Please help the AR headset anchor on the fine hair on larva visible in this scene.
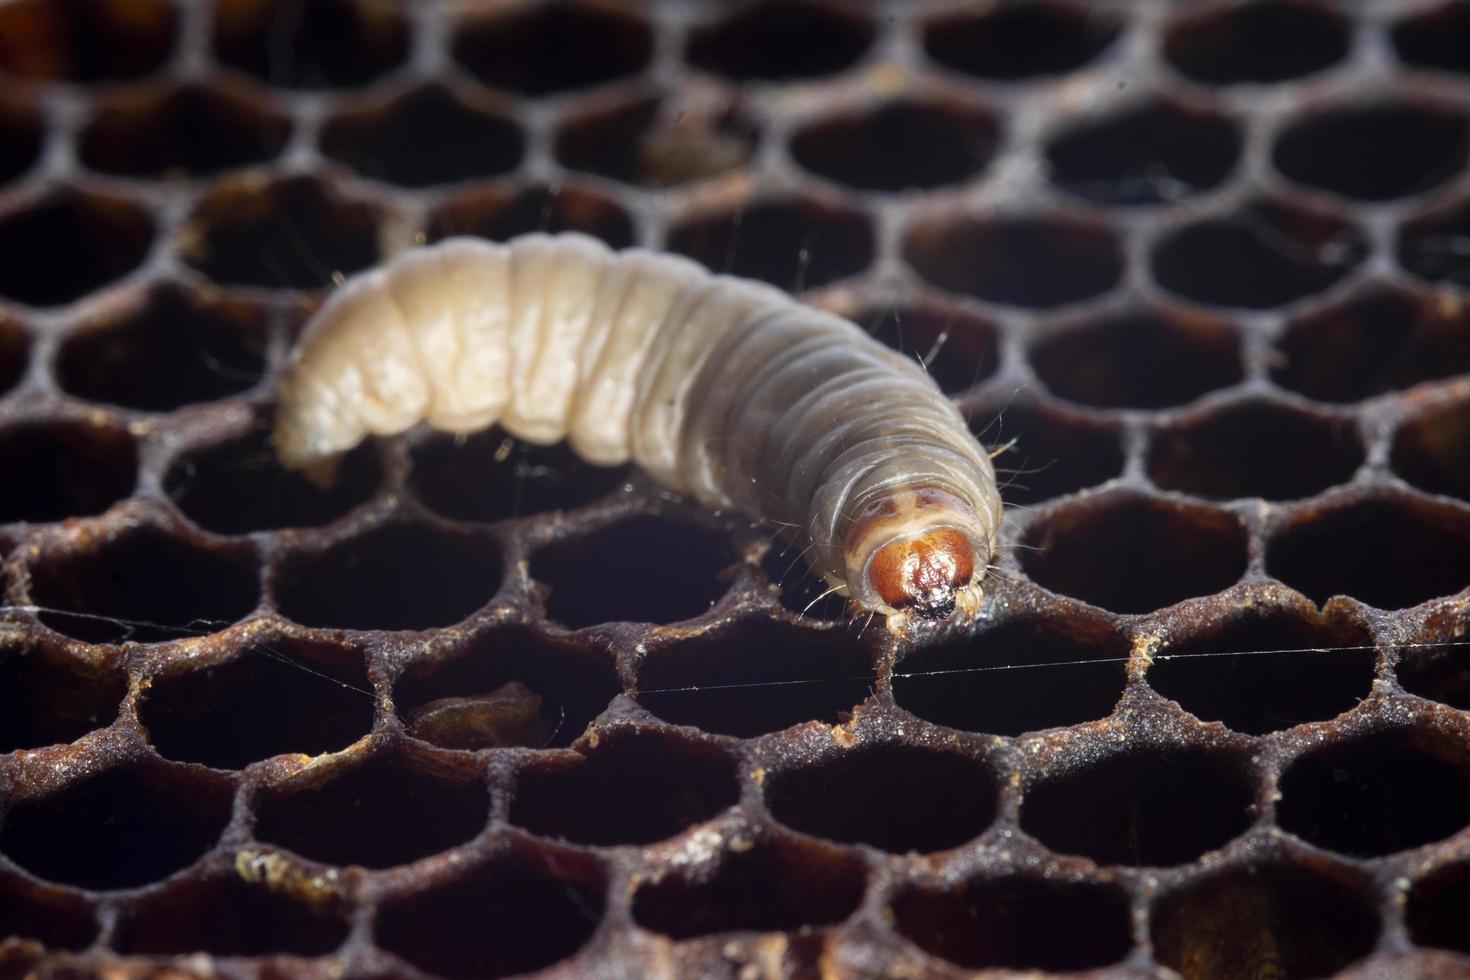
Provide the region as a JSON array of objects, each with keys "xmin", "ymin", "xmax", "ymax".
[{"xmin": 273, "ymin": 232, "xmax": 1004, "ymax": 633}]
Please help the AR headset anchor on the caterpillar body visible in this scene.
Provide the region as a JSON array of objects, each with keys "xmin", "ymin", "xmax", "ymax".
[{"xmin": 274, "ymin": 233, "xmax": 1004, "ymax": 633}]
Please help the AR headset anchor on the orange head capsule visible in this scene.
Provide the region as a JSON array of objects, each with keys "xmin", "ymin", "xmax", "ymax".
[{"xmin": 866, "ymin": 527, "xmax": 976, "ymax": 623}]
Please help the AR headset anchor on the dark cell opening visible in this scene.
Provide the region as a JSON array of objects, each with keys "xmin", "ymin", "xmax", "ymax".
[
  {"xmin": 0, "ymin": 0, "xmax": 177, "ymax": 82},
  {"xmin": 1399, "ymin": 635, "xmax": 1470, "ymax": 710},
  {"xmin": 978, "ymin": 402, "xmax": 1125, "ymax": 506},
  {"xmin": 636, "ymin": 619, "xmax": 874, "ymax": 738},
  {"xmin": 0, "ymin": 640, "xmax": 125, "ymax": 753},
  {"xmin": 1393, "ymin": 1, "xmax": 1470, "ymax": 75},
  {"xmin": 760, "ymin": 541, "xmax": 848, "ymax": 623},
  {"xmin": 113, "ymin": 873, "xmax": 349, "ymax": 956},
  {"xmin": 0, "ymin": 316, "xmax": 26, "ymax": 394},
  {"xmin": 452, "ymin": 0, "xmax": 651, "ymax": 95},
  {"xmin": 666, "ymin": 196, "xmax": 874, "ymax": 291},
  {"xmin": 791, "ymin": 98, "xmax": 999, "ymax": 193},
  {"xmin": 686, "ymin": 0, "xmax": 873, "ymax": 81},
  {"xmin": 1273, "ymin": 101, "xmax": 1469, "ymax": 201},
  {"xmin": 427, "ymin": 183, "xmax": 635, "ymax": 250},
  {"xmin": 212, "ymin": 0, "xmax": 408, "ymax": 90},
  {"xmin": 1392, "ymin": 399, "xmax": 1470, "ymax": 502},
  {"xmin": 0, "ymin": 872, "xmax": 96, "ymax": 950},
  {"xmin": 1163, "ymin": 1, "xmax": 1351, "ymax": 84},
  {"xmin": 1408, "ymin": 862, "xmax": 1470, "ymax": 955},
  {"xmin": 1399, "ymin": 197, "xmax": 1470, "ymax": 288},
  {"xmin": 923, "ymin": 2, "xmax": 1122, "ymax": 81},
  {"xmin": 0, "ymin": 188, "xmax": 153, "ymax": 307},
  {"xmin": 0, "ymin": 418, "xmax": 137, "ymax": 523},
  {"xmin": 0, "ymin": 95, "xmax": 42, "ymax": 184},
  {"xmin": 555, "ymin": 90, "xmax": 757, "ymax": 188},
  {"xmin": 857, "ymin": 299, "xmax": 1000, "ymax": 396}
]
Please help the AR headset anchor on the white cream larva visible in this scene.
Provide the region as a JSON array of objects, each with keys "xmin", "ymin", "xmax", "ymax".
[{"xmin": 274, "ymin": 233, "xmax": 1004, "ymax": 632}]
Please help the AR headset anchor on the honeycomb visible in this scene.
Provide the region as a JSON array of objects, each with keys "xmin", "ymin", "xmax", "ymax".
[{"xmin": 2, "ymin": 0, "xmax": 1470, "ymax": 977}]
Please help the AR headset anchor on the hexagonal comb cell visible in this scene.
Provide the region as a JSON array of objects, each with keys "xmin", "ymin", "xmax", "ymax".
[
  {"xmin": 1163, "ymin": 0, "xmax": 1351, "ymax": 85},
  {"xmin": 685, "ymin": 0, "xmax": 873, "ymax": 82},
  {"xmin": 0, "ymin": 315, "xmax": 26, "ymax": 395},
  {"xmin": 0, "ymin": 872, "xmax": 96, "ymax": 951},
  {"xmin": 891, "ymin": 874, "xmax": 1132, "ymax": 972},
  {"xmin": 790, "ymin": 96, "xmax": 999, "ymax": 193},
  {"xmin": 1266, "ymin": 494, "xmax": 1470, "ymax": 610},
  {"xmin": 763, "ymin": 743, "xmax": 996, "ymax": 853},
  {"xmin": 1277, "ymin": 722, "xmax": 1470, "ymax": 857},
  {"xmin": 1149, "ymin": 600, "xmax": 1374, "ymax": 736},
  {"xmin": 321, "ymin": 83, "xmax": 525, "ymax": 188},
  {"xmin": 666, "ymin": 194, "xmax": 875, "ymax": 291},
  {"xmin": 56, "ymin": 283, "xmax": 266, "ymax": 411},
  {"xmin": 211, "ymin": 0, "xmax": 408, "ymax": 90},
  {"xmin": 408, "ymin": 427, "xmax": 627, "ymax": 524},
  {"xmin": 1393, "ymin": 1, "xmax": 1470, "ymax": 75},
  {"xmin": 634, "ymin": 619, "xmax": 874, "ymax": 738},
  {"xmin": 1151, "ymin": 860, "xmax": 1380, "ymax": 980},
  {"xmin": 451, "ymin": 0, "xmax": 651, "ymax": 96},
  {"xmin": 852, "ymin": 297, "xmax": 999, "ymax": 396},
  {"xmin": 1393, "ymin": 398, "xmax": 1470, "ymax": 502},
  {"xmin": 0, "ymin": 0, "xmax": 176, "ymax": 81},
  {"xmin": 1046, "ymin": 97, "xmax": 1242, "ymax": 206},
  {"xmin": 1152, "ymin": 198, "xmax": 1367, "ymax": 309},
  {"xmin": 977, "ymin": 402, "xmax": 1125, "ymax": 506},
  {"xmin": 633, "ymin": 836, "xmax": 865, "ymax": 938},
  {"xmin": 252, "ymin": 751, "xmax": 488, "ymax": 868},
  {"xmin": 78, "ymin": 80, "xmax": 291, "ymax": 178},
  {"xmin": 0, "ymin": 187, "xmax": 153, "ymax": 308},
  {"xmin": 394, "ymin": 625, "xmax": 620, "ymax": 750},
  {"xmin": 274, "ymin": 521, "xmax": 502, "ymax": 631},
  {"xmin": 1408, "ymin": 862, "xmax": 1470, "ymax": 956},
  {"xmin": 1021, "ymin": 492, "xmax": 1248, "ymax": 614},
  {"xmin": 903, "ymin": 211, "xmax": 1123, "ymax": 310},
  {"xmin": 112, "ymin": 871, "xmax": 349, "ymax": 956},
  {"xmin": 0, "ymin": 758, "xmax": 233, "ymax": 889},
  {"xmin": 0, "ymin": 638, "xmax": 125, "ymax": 753},
  {"xmin": 1273, "ymin": 99, "xmax": 1469, "ymax": 202},
  {"xmin": 0, "ymin": 94, "xmax": 42, "ymax": 184},
  {"xmin": 427, "ymin": 182, "xmax": 635, "ymax": 250},
  {"xmin": 1273, "ymin": 285, "xmax": 1470, "ymax": 402},
  {"xmin": 531, "ymin": 514, "xmax": 733, "ymax": 629},
  {"xmin": 1399, "ymin": 196, "xmax": 1470, "ymax": 288},
  {"xmin": 510, "ymin": 730, "xmax": 739, "ymax": 846},
  {"xmin": 0, "ymin": 416, "xmax": 137, "ymax": 523},
  {"xmin": 893, "ymin": 613, "xmax": 1128, "ymax": 736},
  {"xmin": 138, "ymin": 637, "xmax": 373, "ymax": 769},
  {"xmin": 180, "ymin": 174, "xmax": 382, "ymax": 291},
  {"xmin": 922, "ymin": 1, "xmax": 1123, "ymax": 81},
  {"xmin": 374, "ymin": 848, "xmax": 604, "ymax": 979},
  {"xmin": 1398, "ymin": 630, "xmax": 1470, "ymax": 710}
]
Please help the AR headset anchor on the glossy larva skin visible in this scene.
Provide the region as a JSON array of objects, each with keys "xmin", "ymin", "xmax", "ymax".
[{"xmin": 274, "ymin": 232, "xmax": 1003, "ymax": 630}]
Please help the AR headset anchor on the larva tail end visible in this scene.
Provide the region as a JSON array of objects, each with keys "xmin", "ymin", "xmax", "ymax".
[
  {"xmin": 866, "ymin": 527, "xmax": 975, "ymax": 625},
  {"xmin": 272, "ymin": 416, "xmax": 343, "ymax": 489}
]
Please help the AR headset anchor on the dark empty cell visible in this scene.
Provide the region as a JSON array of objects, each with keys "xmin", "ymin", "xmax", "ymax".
[
  {"xmin": 1151, "ymin": 862, "xmax": 1379, "ymax": 980},
  {"xmin": 633, "ymin": 838, "xmax": 865, "ymax": 938},
  {"xmin": 0, "ymin": 0, "xmax": 176, "ymax": 81},
  {"xmin": 510, "ymin": 732, "xmax": 739, "ymax": 846},
  {"xmin": 1021, "ymin": 493, "xmax": 1248, "ymax": 614},
  {"xmin": 321, "ymin": 84, "xmax": 524, "ymax": 188},
  {"xmin": 1031, "ymin": 310, "xmax": 1242, "ymax": 410},
  {"xmin": 1408, "ymin": 863, "xmax": 1470, "ymax": 955},
  {"xmin": 1394, "ymin": 400, "xmax": 1470, "ymax": 501},
  {"xmin": 395, "ymin": 625, "xmax": 620, "ymax": 750},
  {"xmin": 894, "ymin": 615, "xmax": 1127, "ymax": 736},
  {"xmin": 138, "ymin": 639, "xmax": 373, "ymax": 769},
  {"xmin": 275, "ymin": 522, "xmax": 501, "ymax": 631},
  {"xmin": 427, "ymin": 183, "xmax": 635, "ymax": 250},
  {"xmin": 923, "ymin": 2, "xmax": 1122, "ymax": 81},
  {"xmin": 211, "ymin": 0, "xmax": 408, "ymax": 89},
  {"xmin": 1153, "ymin": 200, "xmax": 1367, "ymax": 310},
  {"xmin": 1148, "ymin": 400, "xmax": 1364, "ymax": 501},
  {"xmin": 0, "ymin": 640, "xmax": 125, "ymax": 752},
  {"xmin": 1047, "ymin": 99, "xmax": 1241, "ymax": 205},
  {"xmin": 636, "ymin": 620, "xmax": 873, "ymax": 738},
  {"xmin": 1399, "ymin": 197, "xmax": 1470, "ymax": 287},
  {"xmin": 0, "ymin": 418, "xmax": 137, "ymax": 523},
  {"xmin": 452, "ymin": 0, "xmax": 651, "ymax": 95},
  {"xmin": 1400, "ymin": 637, "xmax": 1470, "ymax": 710},
  {"xmin": 0, "ymin": 760, "xmax": 232, "ymax": 889},
  {"xmin": 0, "ymin": 96, "xmax": 41, "ymax": 184},
  {"xmin": 1163, "ymin": 0, "xmax": 1351, "ymax": 85},
  {"xmin": 56, "ymin": 284, "xmax": 266, "ymax": 411},
  {"xmin": 1393, "ymin": 1, "xmax": 1470, "ymax": 74},
  {"xmin": 903, "ymin": 213, "xmax": 1122, "ymax": 310},
  {"xmin": 666, "ymin": 197, "xmax": 874, "ymax": 291},
  {"xmin": 686, "ymin": 0, "xmax": 873, "ymax": 81},
  {"xmin": 0, "ymin": 189, "xmax": 153, "ymax": 307},
  {"xmin": 790, "ymin": 98, "xmax": 998, "ymax": 193},
  {"xmin": 978, "ymin": 403, "xmax": 1124, "ymax": 506},
  {"xmin": 1273, "ymin": 286, "xmax": 1470, "ymax": 402},
  {"xmin": 0, "ymin": 873, "xmax": 96, "ymax": 950},
  {"xmin": 532, "ymin": 515, "xmax": 731, "ymax": 629},
  {"xmin": 892, "ymin": 876, "xmax": 1132, "ymax": 972},
  {"xmin": 1278, "ymin": 725, "xmax": 1470, "ymax": 857},
  {"xmin": 1149, "ymin": 606, "xmax": 1374, "ymax": 735},
  {"xmin": 1021, "ymin": 745, "xmax": 1256, "ymax": 866},
  {"xmin": 166, "ymin": 428, "xmax": 379, "ymax": 534},
  {"xmin": 181, "ymin": 175, "xmax": 381, "ymax": 291},
  {"xmin": 78, "ymin": 81, "xmax": 291, "ymax": 178},
  {"xmin": 0, "ymin": 317, "xmax": 25, "ymax": 393},
  {"xmin": 761, "ymin": 541, "xmax": 847, "ymax": 622},
  {"xmin": 1267, "ymin": 495, "xmax": 1470, "ymax": 609},
  {"xmin": 27, "ymin": 527, "xmax": 259, "ymax": 644},
  {"xmin": 1274, "ymin": 102, "xmax": 1469, "ymax": 202},
  {"xmin": 253, "ymin": 754, "xmax": 488, "ymax": 868},
  {"xmin": 408, "ymin": 428, "xmax": 627, "ymax": 524},
  {"xmin": 858, "ymin": 300, "xmax": 1000, "ymax": 395},
  {"xmin": 555, "ymin": 91, "xmax": 757, "ymax": 188},
  {"xmin": 113, "ymin": 874, "xmax": 348, "ymax": 956},
  {"xmin": 764, "ymin": 744, "xmax": 995, "ymax": 853},
  {"xmin": 375, "ymin": 853, "xmax": 604, "ymax": 979}
]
